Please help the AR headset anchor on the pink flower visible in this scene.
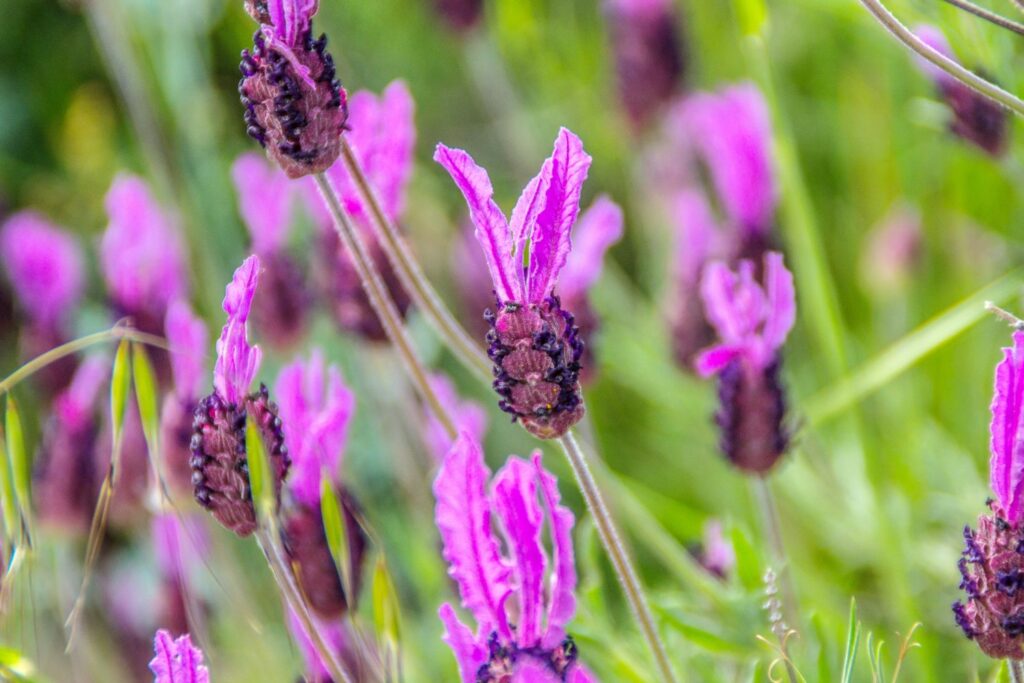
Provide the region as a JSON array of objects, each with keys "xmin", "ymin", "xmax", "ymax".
[
  {"xmin": 434, "ymin": 433, "xmax": 593, "ymax": 681},
  {"xmin": 232, "ymin": 152, "xmax": 294, "ymax": 255},
  {"xmin": 558, "ymin": 195, "xmax": 624, "ymax": 304},
  {"xmin": 274, "ymin": 349, "xmax": 355, "ymax": 507},
  {"xmin": 149, "ymin": 630, "xmax": 210, "ymax": 683},
  {"xmin": 54, "ymin": 355, "xmax": 110, "ymax": 429},
  {"xmin": 100, "ymin": 175, "xmax": 187, "ymax": 322},
  {"xmin": 166, "ymin": 301, "xmax": 209, "ymax": 402},
  {"xmin": 675, "ymin": 84, "xmax": 776, "ymax": 237},
  {"xmin": 424, "ymin": 374, "xmax": 488, "ymax": 462},
  {"xmin": 989, "ymin": 331, "xmax": 1024, "ymax": 526},
  {"xmin": 0, "ymin": 211, "xmax": 84, "ymax": 330},
  {"xmin": 699, "ymin": 520, "xmax": 735, "ymax": 579},
  {"xmin": 213, "ymin": 256, "xmax": 262, "ymax": 405},
  {"xmin": 286, "ymin": 609, "xmax": 350, "ymax": 683},
  {"xmin": 152, "ymin": 513, "xmax": 209, "ymax": 584}
]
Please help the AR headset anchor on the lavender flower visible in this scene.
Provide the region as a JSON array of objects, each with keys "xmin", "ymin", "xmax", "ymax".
[
  {"xmin": 191, "ymin": 256, "xmax": 289, "ymax": 537},
  {"xmin": 434, "ymin": 433, "xmax": 594, "ymax": 682},
  {"xmin": 668, "ymin": 189, "xmax": 720, "ymax": 367},
  {"xmin": 307, "ymin": 80, "xmax": 415, "ymax": 341},
  {"xmin": 150, "ymin": 630, "xmax": 210, "ymax": 683},
  {"xmin": 276, "ymin": 350, "xmax": 366, "ymax": 618},
  {"xmin": 101, "ymin": 174, "xmax": 188, "ymax": 335},
  {"xmin": 913, "ymin": 25, "xmax": 1008, "ymax": 157},
  {"xmin": 152, "ymin": 513, "xmax": 210, "ymax": 635},
  {"xmin": 697, "ymin": 251, "xmax": 795, "ymax": 473},
  {"xmin": 603, "ymin": 0, "xmax": 685, "ymax": 128},
  {"xmin": 160, "ymin": 301, "xmax": 209, "ymax": 493},
  {"xmin": 435, "ymin": 128, "xmax": 592, "ymax": 439},
  {"xmin": 697, "ymin": 520, "xmax": 735, "ymax": 579},
  {"xmin": 239, "ymin": 0, "xmax": 348, "ymax": 177},
  {"xmin": 431, "ymin": 0, "xmax": 484, "ymax": 32},
  {"xmin": 232, "ymin": 152, "xmax": 310, "ymax": 348},
  {"xmin": 424, "ymin": 373, "xmax": 488, "ymax": 462},
  {"xmin": 954, "ymin": 331, "xmax": 1024, "ymax": 658},
  {"xmin": 287, "ymin": 609, "xmax": 354, "ymax": 682}
]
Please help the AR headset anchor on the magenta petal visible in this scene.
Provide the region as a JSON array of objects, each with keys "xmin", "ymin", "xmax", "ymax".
[
  {"xmin": 694, "ymin": 344, "xmax": 743, "ymax": 377},
  {"xmin": 149, "ymin": 630, "xmax": 210, "ymax": 683},
  {"xmin": 152, "ymin": 513, "xmax": 209, "ymax": 582},
  {"xmin": 513, "ymin": 660, "xmax": 564, "ymax": 683},
  {"xmin": 439, "ymin": 603, "xmax": 487, "ymax": 682},
  {"xmin": 533, "ymin": 452, "xmax": 577, "ymax": 648},
  {"xmin": 434, "ymin": 433, "xmax": 513, "ymax": 638},
  {"xmin": 492, "ymin": 456, "xmax": 547, "ymax": 648},
  {"xmin": 912, "ymin": 24, "xmax": 956, "ymax": 84},
  {"xmin": 509, "ymin": 159, "xmax": 554, "ymax": 277},
  {"xmin": 267, "ymin": 0, "xmax": 317, "ymax": 46},
  {"xmin": 760, "ymin": 252, "xmax": 795, "ymax": 355},
  {"xmin": 567, "ymin": 664, "xmax": 599, "ymax": 683},
  {"xmin": 232, "ymin": 152, "xmax": 294, "ymax": 255},
  {"xmin": 0, "ymin": 211, "xmax": 84, "ymax": 329},
  {"xmin": 525, "ymin": 128, "xmax": 593, "ymax": 303},
  {"xmin": 671, "ymin": 189, "xmax": 719, "ymax": 289},
  {"xmin": 286, "ymin": 608, "xmax": 347, "ymax": 682},
  {"xmin": 214, "ymin": 255, "xmax": 263, "ymax": 405},
  {"xmin": 991, "ymin": 331, "xmax": 1024, "ymax": 524},
  {"xmin": 55, "ymin": 355, "xmax": 110, "ymax": 428},
  {"xmin": 435, "ymin": 144, "xmax": 521, "ymax": 303},
  {"xmin": 559, "ymin": 195, "xmax": 624, "ymax": 300},
  {"xmin": 165, "ymin": 301, "xmax": 209, "ymax": 402},
  {"xmin": 373, "ymin": 80, "xmax": 417, "ymax": 221}
]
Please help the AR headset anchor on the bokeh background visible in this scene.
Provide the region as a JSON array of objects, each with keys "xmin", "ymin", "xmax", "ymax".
[{"xmin": 2, "ymin": 0, "xmax": 1023, "ymax": 680}]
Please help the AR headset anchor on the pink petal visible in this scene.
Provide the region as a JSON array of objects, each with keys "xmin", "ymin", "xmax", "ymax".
[
  {"xmin": 670, "ymin": 189, "xmax": 719, "ymax": 290},
  {"xmin": 513, "ymin": 659, "xmax": 564, "ymax": 683},
  {"xmin": 424, "ymin": 374, "xmax": 488, "ymax": 463},
  {"xmin": 214, "ymin": 255, "xmax": 262, "ymax": 405},
  {"xmin": 759, "ymin": 252, "xmax": 796, "ymax": 355},
  {"xmin": 433, "ymin": 433, "xmax": 513, "ymax": 639},
  {"xmin": 286, "ymin": 608, "xmax": 347, "ymax": 682},
  {"xmin": 373, "ymin": 80, "xmax": 417, "ymax": 221},
  {"xmin": 439, "ymin": 603, "xmax": 487, "ymax": 683},
  {"xmin": 991, "ymin": 331, "xmax": 1024, "ymax": 524},
  {"xmin": 267, "ymin": 0, "xmax": 317, "ymax": 46},
  {"xmin": 509, "ymin": 159, "xmax": 554, "ymax": 280},
  {"xmin": 567, "ymin": 664, "xmax": 599, "ymax": 683},
  {"xmin": 165, "ymin": 300, "xmax": 209, "ymax": 401},
  {"xmin": 149, "ymin": 630, "xmax": 210, "ymax": 683},
  {"xmin": 435, "ymin": 144, "xmax": 522, "ymax": 302},
  {"xmin": 54, "ymin": 355, "xmax": 110, "ymax": 428},
  {"xmin": 232, "ymin": 152, "xmax": 294, "ymax": 255},
  {"xmin": 525, "ymin": 129, "xmax": 593, "ymax": 303},
  {"xmin": 152, "ymin": 513, "xmax": 209, "ymax": 582},
  {"xmin": 533, "ymin": 452, "xmax": 577, "ymax": 648},
  {"xmin": 559, "ymin": 195, "xmax": 624, "ymax": 300},
  {"xmin": 912, "ymin": 24, "xmax": 956, "ymax": 85},
  {"xmin": 492, "ymin": 457, "xmax": 547, "ymax": 648},
  {"xmin": 694, "ymin": 344, "xmax": 743, "ymax": 377},
  {"xmin": 0, "ymin": 211, "xmax": 84, "ymax": 328},
  {"xmin": 699, "ymin": 262, "xmax": 742, "ymax": 343}
]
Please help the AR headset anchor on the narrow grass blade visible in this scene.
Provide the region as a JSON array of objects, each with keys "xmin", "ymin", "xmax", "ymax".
[
  {"xmin": 372, "ymin": 555, "xmax": 402, "ymax": 645},
  {"xmin": 0, "ymin": 427, "xmax": 17, "ymax": 542},
  {"xmin": 320, "ymin": 473, "xmax": 354, "ymax": 603},
  {"xmin": 110, "ymin": 339, "xmax": 132, "ymax": 444},
  {"xmin": 841, "ymin": 598, "xmax": 861, "ymax": 683},
  {"xmin": 131, "ymin": 343, "xmax": 168, "ymax": 498},
  {"xmin": 245, "ymin": 416, "xmax": 273, "ymax": 519},
  {"xmin": 4, "ymin": 397, "xmax": 29, "ymax": 526}
]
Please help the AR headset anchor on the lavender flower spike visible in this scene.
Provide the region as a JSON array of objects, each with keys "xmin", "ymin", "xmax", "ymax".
[
  {"xmin": 668, "ymin": 189, "xmax": 720, "ymax": 368},
  {"xmin": 239, "ymin": 0, "xmax": 348, "ymax": 177},
  {"xmin": 150, "ymin": 630, "xmax": 210, "ymax": 683},
  {"xmin": 191, "ymin": 256, "xmax": 289, "ymax": 537},
  {"xmin": 697, "ymin": 251, "xmax": 795, "ymax": 473},
  {"xmin": 435, "ymin": 128, "xmax": 592, "ymax": 439},
  {"xmin": 435, "ymin": 433, "xmax": 594, "ymax": 682}
]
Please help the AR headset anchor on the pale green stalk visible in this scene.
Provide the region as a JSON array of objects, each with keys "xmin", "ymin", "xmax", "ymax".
[
  {"xmin": 1010, "ymin": 660, "xmax": 1024, "ymax": 683},
  {"xmin": 939, "ymin": 0, "xmax": 1024, "ymax": 35}
]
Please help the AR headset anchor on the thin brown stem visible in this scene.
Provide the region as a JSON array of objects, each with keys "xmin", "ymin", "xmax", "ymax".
[
  {"xmin": 314, "ymin": 173, "xmax": 457, "ymax": 439},
  {"xmin": 939, "ymin": 0, "xmax": 1024, "ymax": 35}
]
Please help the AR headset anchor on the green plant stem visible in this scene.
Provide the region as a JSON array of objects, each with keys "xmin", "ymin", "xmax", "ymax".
[
  {"xmin": 1010, "ymin": 659, "xmax": 1024, "ymax": 683},
  {"xmin": 752, "ymin": 478, "xmax": 800, "ymax": 644},
  {"xmin": 558, "ymin": 431, "xmax": 679, "ymax": 683},
  {"xmin": 255, "ymin": 527, "xmax": 355, "ymax": 683},
  {"xmin": 858, "ymin": 0, "xmax": 1024, "ymax": 117},
  {"xmin": 314, "ymin": 173, "xmax": 457, "ymax": 439},
  {"xmin": 337, "ymin": 139, "xmax": 491, "ymax": 381},
  {"xmin": 940, "ymin": 0, "xmax": 1024, "ymax": 35}
]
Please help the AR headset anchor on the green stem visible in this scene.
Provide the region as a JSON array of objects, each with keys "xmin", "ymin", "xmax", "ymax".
[
  {"xmin": 858, "ymin": 0, "xmax": 1024, "ymax": 117},
  {"xmin": 337, "ymin": 140, "xmax": 492, "ymax": 381},
  {"xmin": 313, "ymin": 173, "xmax": 457, "ymax": 439},
  {"xmin": 558, "ymin": 432, "xmax": 679, "ymax": 683},
  {"xmin": 940, "ymin": 0, "xmax": 1024, "ymax": 35},
  {"xmin": 752, "ymin": 477, "xmax": 800, "ymax": 634},
  {"xmin": 1010, "ymin": 659, "xmax": 1024, "ymax": 683}
]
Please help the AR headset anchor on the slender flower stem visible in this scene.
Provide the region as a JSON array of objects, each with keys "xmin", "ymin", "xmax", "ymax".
[
  {"xmin": 337, "ymin": 139, "xmax": 492, "ymax": 381},
  {"xmin": 857, "ymin": 0, "xmax": 1024, "ymax": 118},
  {"xmin": 939, "ymin": 0, "xmax": 1024, "ymax": 35},
  {"xmin": 255, "ymin": 527, "xmax": 356, "ymax": 683},
  {"xmin": 1012, "ymin": 0, "xmax": 1024, "ymax": 14},
  {"xmin": 314, "ymin": 173, "xmax": 457, "ymax": 439},
  {"xmin": 1010, "ymin": 659, "xmax": 1024, "ymax": 683},
  {"xmin": 558, "ymin": 431, "xmax": 679, "ymax": 683},
  {"xmin": 752, "ymin": 477, "xmax": 799, "ymax": 629}
]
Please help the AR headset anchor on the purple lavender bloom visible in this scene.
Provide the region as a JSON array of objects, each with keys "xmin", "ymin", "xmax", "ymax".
[
  {"xmin": 101, "ymin": 175, "xmax": 188, "ymax": 334},
  {"xmin": 431, "ymin": 0, "xmax": 484, "ymax": 32},
  {"xmin": 0, "ymin": 211, "xmax": 85, "ymax": 396},
  {"xmin": 161, "ymin": 301, "xmax": 209, "ymax": 493},
  {"xmin": 603, "ymin": 0, "xmax": 685, "ymax": 128},
  {"xmin": 239, "ymin": 0, "xmax": 348, "ymax": 177},
  {"xmin": 434, "ymin": 433, "xmax": 594, "ymax": 683},
  {"xmin": 668, "ymin": 189, "xmax": 721, "ymax": 368},
  {"xmin": 191, "ymin": 256, "xmax": 289, "ymax": 537},
  {"xmin": 287, "ymin": 609, "xmax": 362, "ymax": 682},
  {"xmin": 674, "ymin": 84, "xmax": 777, "ymax": 252},
  {"xmin": 697, "ymin": 520, "xmax": 735, "ymax": 579},
  {"xmin": 424, "ymin": 373, "xmax": 488, "ymax": 462},
  {"xmin": 435, "ymin": 128, "xmax": 592, "ymax": 439},
  {"xmin": 913, "ymin": 25, "xmax": 1008, "ymax": 157},
  {"xmin": 697, "ymin": 251, "xmax": 795, "ymax": 473},
  {"xmin": 232, "ymin": 153, "xmax": 310, "ymax": 349},
  {"xmin": 150, "ymin": 630, "xmax": 210, "ymax": 683},
  {"xmin": 308, "ymin": 81, "xmax": 415, "ymax": 342}
]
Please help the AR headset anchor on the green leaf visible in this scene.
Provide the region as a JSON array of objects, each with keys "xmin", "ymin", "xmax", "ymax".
[
  {"xmin": 730, "ymin": 525, "xmax": 761, "ymax": 591},
  {"xmin": 131, "ymin": 343, "xmax": 160, "ymax": 455},
  {"xmin": 372, "ymin": 555, "xmax": 401, "ymax": 644},
  {"xmin": 657, "ymin": 608, "xmax": 751, "ymax": 655},
  {"xmin": 841, "ymin": 598, "xmax": 861, "ymax": 683},
  {"xmin": 321, "ymin": 473, "xmax": 353, "ymax": 602},
  {"xmin": 245, "ymin": 415, "xmax": 273, "ymax": 518},
  {"xmin": 5, "ymin": 397, "xmax": 29, "ymax": 519},
  {"xmin": 110, "ymin": 340, "xmax": 132, "ymax": 445},
  {"xmin": 0, "ymin": 427, "xmax": 16, "ymax": 541}
]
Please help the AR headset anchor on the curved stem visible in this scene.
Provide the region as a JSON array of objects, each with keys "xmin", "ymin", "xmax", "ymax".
[
  {"xmin": 858, "ymin": 0, "xmax": 1024, "ymax": 117},
  {"xmin": 939, "ymin": 0, "xmax": 1024, "ymax": 35},
  {"xmin": 1010, "ymin": 659, "xmax": 1024, "ymax": 683},
  {"xmin": 314, "ymin": 173, "xmax": 457, "ymax": 439},
  {"xmin": 1011, "ymin": 0, "xmax": 1024, "ymax": 14},
  {"xmin": 558, "ymin": 432, "xmax": 679, "ymax": 683},
  {"xmin": 337, "ymin": 140, "xmax": 492, "ymax": 382}
]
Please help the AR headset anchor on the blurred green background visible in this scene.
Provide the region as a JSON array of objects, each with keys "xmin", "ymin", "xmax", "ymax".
[{"xmin": 2, "ymin": 0, "xmax": 1024, "ymax": 680}]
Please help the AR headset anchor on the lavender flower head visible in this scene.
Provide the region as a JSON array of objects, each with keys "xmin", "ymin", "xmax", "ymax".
[
  {"xmin": 191, "ymin": 256, "xmax": 289, "ymax": 537},
  {"xmin": 232, "ymin": 152, "xmax": 309, "ymax": 348},
  {"xmin": 954, "ymin": 331, "xmax": 1024, "ymax": 658},
  {"xmin": 150, "ymin": 630, "xmax": 210, "ymax": 683},
  {"xmin": 435, "ymin": 433, "xmax": 594, "ymax": 682},
  {"xmin": 435, "ymin": 128, "xmax": 592, "ymax": 439},
  {"xmin": 697, "ymin": 251, "xmax": 795, "ymax": 473},
  {"xmin": 161, "ymin": 301, "xmax": 210, "ymax": 493},
  {"xmin": 276, "ymin": 350, "xmax": 366, "ymax": 619},
  {"xmin": 424, "ymin": 373, "xmax": 489, "ymax": 462},
  {"xmin": 913, "ymin": 25, "xmax": 1008, "ymax": 157},
  {"xmin": 239, "ymin": 0, "xmax": 347, "ymax": 177},
  {"xmin": 668, "ymin": 189, "xmax": 721, "ymax": 367},
  {"xmin": 101, "ymin": 175, "xmax": 188, "ymax": 332}
]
